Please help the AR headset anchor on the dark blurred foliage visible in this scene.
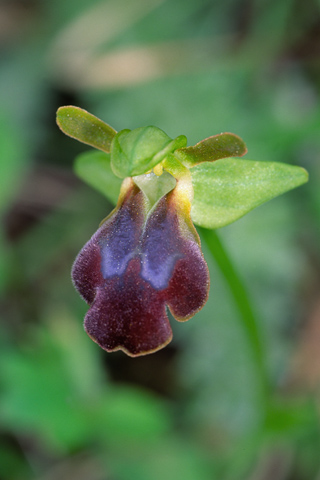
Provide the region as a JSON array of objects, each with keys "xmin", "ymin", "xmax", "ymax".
[{"xmin": 1, "ymin": 0, "xmax": 320, "ymax": 479}]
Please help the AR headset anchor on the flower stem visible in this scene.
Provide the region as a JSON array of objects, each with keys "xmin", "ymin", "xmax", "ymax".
[{"xmin": 199, "ymin": 227, "xmax": 271, "ymax": 410}]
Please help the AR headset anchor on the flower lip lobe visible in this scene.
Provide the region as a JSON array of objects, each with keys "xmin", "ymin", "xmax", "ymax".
[
  {"xmin": 98, "ymin": 187, "xmax": 143, "ymax": 279},
  {"xmin": 84, "ymin": 259, "xmax": 173, "ymax": 357},
  {"xmin": 140, "ymin": 196, "xmax": 184, "ymax": 290}
]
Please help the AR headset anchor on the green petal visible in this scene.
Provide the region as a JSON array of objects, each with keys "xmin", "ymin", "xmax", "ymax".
[
  {"xmin": 74, "ymin": 151, "xmax": 122, "ymax": 205},
  {"xmin": 56, "ymin": 106, "xmax": 117, "ymax": 153},
  {"xmin": 174, "ymin": 133, "xmax": 247, "ymax": 167},
  {"xmin": 190, "ymin": 159, "xmax": 308, "ymax": 229}
]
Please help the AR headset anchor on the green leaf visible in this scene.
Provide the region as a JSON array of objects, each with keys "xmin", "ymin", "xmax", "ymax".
[
  {"xmin": 74, "ymin": 151, "xmax": 122, "ymax": 205},
  {"xmin": 174, "ymin": 133, "xmax": 247, "ymax": 167},
  {"xmin": 190, "ymin": 159, "xmax": 308, "ymax": 229},
  {"xmin": 111, "ymin": 126, "xmax": 187, "ymax": 178},
  {"xmin": 56, "ymin": 106, "xmax": 117, "ymax": 153}
]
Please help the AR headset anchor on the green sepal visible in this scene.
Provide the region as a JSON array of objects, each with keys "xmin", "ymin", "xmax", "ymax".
[
  {"xmin": 56, "ymin": 106, "xmax": 117, "ymax": 153},
  {"xmin": 190, "ymin": 158, "xmax": 308, "ymax": 229},
  {"xmin": 174, "ymin": 133, "xmax": 247, "ymax": 168},
  {"xmin": 74, "ymin": 151, "xmax": 122, "ymax": 205},
  {"xmin": 110, "ymin": 126, "xmax": 187, "ymax": 178}
]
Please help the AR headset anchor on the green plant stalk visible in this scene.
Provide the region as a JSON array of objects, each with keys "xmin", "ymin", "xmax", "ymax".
[{"xmin": 199, "ymin": 227, "xmax": 271, "ymax": 411}]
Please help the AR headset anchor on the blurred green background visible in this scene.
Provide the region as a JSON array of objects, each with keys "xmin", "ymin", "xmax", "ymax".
[{"xmin": 1, "ymin": 0, "xmax": 320, "ymax": 479}]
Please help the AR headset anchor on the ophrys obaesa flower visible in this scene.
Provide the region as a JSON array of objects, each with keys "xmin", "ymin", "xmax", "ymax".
[{"xmin": 57, "ymin": 106, "xmax": 308, "ymax": 357}]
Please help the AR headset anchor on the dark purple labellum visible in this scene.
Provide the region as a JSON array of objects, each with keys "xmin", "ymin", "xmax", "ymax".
[{"xmin": 72, "ymin": 177, "xmax": 209, "ymax": 356}]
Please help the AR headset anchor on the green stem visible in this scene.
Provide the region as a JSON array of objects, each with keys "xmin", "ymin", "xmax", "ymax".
[{"xmin": 199, "ymin": 227, "xmax": 271, "ymax": 409}]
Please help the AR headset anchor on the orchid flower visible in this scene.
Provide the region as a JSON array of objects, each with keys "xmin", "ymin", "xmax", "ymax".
[{"xmin": 57, "ymin": 106, "xmax": 308, "ymax": 356}]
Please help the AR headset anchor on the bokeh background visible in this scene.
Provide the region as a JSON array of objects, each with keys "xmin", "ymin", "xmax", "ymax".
[{"xmin": 1, "ymin": 0, "xmax": 320, "ymax": 479}]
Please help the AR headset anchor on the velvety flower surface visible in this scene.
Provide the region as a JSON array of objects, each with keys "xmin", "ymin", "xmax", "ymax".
[{"xmin": 72, "ymin": 176, "xmax": 209, "ymax": 356}]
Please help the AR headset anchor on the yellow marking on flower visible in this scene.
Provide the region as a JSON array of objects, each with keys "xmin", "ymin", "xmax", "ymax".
[{"xmin": 153, "ymin": 163, "xmax": 163, "ymax": 176}]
